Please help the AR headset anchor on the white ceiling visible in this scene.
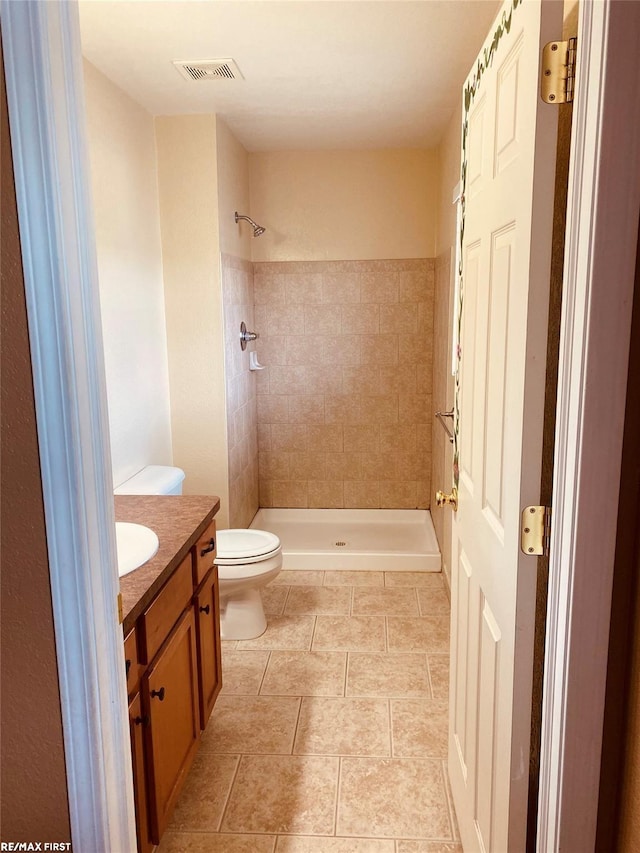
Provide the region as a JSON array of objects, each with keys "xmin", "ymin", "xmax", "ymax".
[{"xmin": 79, "ymin": 0, "xmax": 501, "ymax": 151}]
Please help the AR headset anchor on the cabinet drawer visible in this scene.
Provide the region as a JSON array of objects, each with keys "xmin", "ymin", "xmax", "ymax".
[
  {"xmin": 194, "ymin": 520, "xmax": 217, "ymax": 587},
  {"xmin": 124, "ymin": 627, "xmax": 143, "ymax": 696},
  {"xmin": 140, "ymin": 555, "xmax": 193, "ymax": 664}
]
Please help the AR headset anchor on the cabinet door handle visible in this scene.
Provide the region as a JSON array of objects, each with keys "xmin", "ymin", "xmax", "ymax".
[
  {"xmin": 125, "ymin": 659, "xmax": 131, "ymax": 678},
  {"xmin": 151, "ymin": 687, "xmax": 166, "ymax": 702},
  {"xmin": 133, "ymin": 715, "xmax": 149, "ymax": 727},
  {"xmin": 200, "ymin": 538, "xmax": 216, "ymax": 557},
  {"xmin": 199, "ymin": 604, "xmax": 210, "ymax": 615}
]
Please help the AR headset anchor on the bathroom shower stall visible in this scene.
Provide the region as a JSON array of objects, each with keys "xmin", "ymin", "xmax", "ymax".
[{"xmin": 221, "ymin": 249, "xmax": 445, "ymax": 575}]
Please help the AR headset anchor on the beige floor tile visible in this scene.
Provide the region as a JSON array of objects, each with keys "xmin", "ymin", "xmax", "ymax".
[
  {"xmin": 276, "ymin": 837, "xmax": 394, "ymax": 852},
  {"xmin": 221, "ymin": 754, "xmax": 340, "ymax": 835},
  {"xmin": 163, "ymin": 578, "xmax": 458, "ymax": 850},
  {"xmin": 167, "ymin": 753, "xmax": 240, "ymax": 832},
  {"xmin": 261, "ymin": 650, "xmax": 347, "ymax": 696},
  {"xmin": 337, "ymin": 757, "xmax": 452, "ymax": 839},
  {"xmin": 262, "ymin": 584, "xmax": 290, "ymax": 615},
  {"xmin": 222, "ymin": 639, "xmax": 238, "ymax": 650},
  {"xmin": 324, "ymin": 570, "xmax": 384, "ymax": 586},
  {"xmin": 387, "ymin": 616, "xmax": 450, "ymax": 654},
  {"xmin": 384, "ymin": 572, "xmax": 445, "ymax": 589},
  {"xmin": 347, "ymin": 653, "xmax": 430, "ymax": 698},
  {"xmin": 417, "ymin": 587, "xmax": 451, "ymax": 616},
  {"xmin": 352, "ymin": 587, "xmax": 419, "ymax": 615},
  {"xmin": 285, "ymin": 585, "xmax": 352, "ymax": 615},
  {"xmin": 220, "ymin": 651, "xmax": 270, "ymax": 695},
  {"xmin": 273, "ymin": 570, "xmax": 325, "ymax": 586},
  {"xmin": 158, "ymin": 832, "xmax": 276, "ymax": 853},
  {"xmin": 237, "ymin": 616, "xmax": 315, "ymax": 651},
  {"xmin": 293, "ymin": 697, "xmax": 391, "ymax": 756},
  {"xmin": 391, "ymin": 699, "xmax": 448, "ymax": 758},
  {"xmin": 201, "ymin": 696, "xmax": 301, "ymax": 754},
  {"xmin": 312, "ymin": 615, "xmax": 386, "ymax": 651},
  {"xmin": 428, "ymin": 655, "xmax": 450, "ymax": 700}
]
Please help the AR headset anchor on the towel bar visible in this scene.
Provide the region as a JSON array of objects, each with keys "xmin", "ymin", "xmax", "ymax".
[{"xmin": 435, "ymin": 410, "xmax": 454, "ymax": 443}]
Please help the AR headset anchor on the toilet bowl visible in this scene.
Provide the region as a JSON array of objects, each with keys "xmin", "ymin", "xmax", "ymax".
[{"xmin": 215, "ymin": 528, "xmax": 283, "ymax": 640}]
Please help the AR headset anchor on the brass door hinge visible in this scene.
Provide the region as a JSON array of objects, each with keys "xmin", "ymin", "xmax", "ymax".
[
  {"xmin": 541, "ymin": 37, "xmax": 577, "ymax": 104},
  {"xmin": 117, "ymin": 592, "xmax": 124, "ymax": 624},
  {"xmin": 521, "ymin": 506, "xmax": 551, "ymax": 557}
]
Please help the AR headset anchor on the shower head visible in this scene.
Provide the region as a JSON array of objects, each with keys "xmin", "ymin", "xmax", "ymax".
[{"xmin": 235, "ymin": 211, "xmax": 266, "ymax": 237}]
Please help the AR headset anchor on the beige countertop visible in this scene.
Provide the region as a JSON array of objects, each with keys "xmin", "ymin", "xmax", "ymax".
[{"xmin": 116, "ymin": 494, "xmax": 220, "ymax": 635}]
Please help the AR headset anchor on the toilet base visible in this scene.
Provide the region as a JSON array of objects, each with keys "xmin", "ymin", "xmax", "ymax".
[{"xmin": 220, "ymin": 587, "xmax": 267, "ymax": 640}]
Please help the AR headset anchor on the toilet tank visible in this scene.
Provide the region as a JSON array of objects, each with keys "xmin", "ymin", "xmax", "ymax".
[{"xmin": 114, "ymin": 465, "xmax": 185, "ymax": 496}]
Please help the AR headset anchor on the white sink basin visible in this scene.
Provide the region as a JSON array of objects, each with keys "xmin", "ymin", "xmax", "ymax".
[{"xmin": 115, "ymin": 522, "xmax": 159, "ymax": 577}]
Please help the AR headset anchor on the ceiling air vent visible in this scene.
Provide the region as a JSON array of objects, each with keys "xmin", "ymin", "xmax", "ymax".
[{"xmin": 172, "ymin": 59, "xmax": 244, "ymax": 82}]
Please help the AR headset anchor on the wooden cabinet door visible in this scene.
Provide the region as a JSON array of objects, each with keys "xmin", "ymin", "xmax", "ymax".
[
  {"xmin": 195, "ymin": 566, "xmax": 223, "ymax": 729},
  {"xmin": 129, "ymin": 693, "xmax": 153, "ymax": 853},
  {"xmin": 144, "ymin": 608, "xmax": 200, "ymax": 842}
]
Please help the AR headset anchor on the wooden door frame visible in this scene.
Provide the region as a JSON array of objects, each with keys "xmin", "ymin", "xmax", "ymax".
[
  {"xmin": 0, "ymin": 2, "xmax": 136, "ymax": 849},
  {"xmin": 537, "ymin": 1, "xmax": 640, "ymax": 850},
  {"xmin": 1, "ymin": 0, "xmax": 638, "ymax": 849}
]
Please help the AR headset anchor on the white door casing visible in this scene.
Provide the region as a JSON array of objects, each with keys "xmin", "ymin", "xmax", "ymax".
[{"xmin": 448, "ymin": 1, "xmax": 562, "ymax": 850}]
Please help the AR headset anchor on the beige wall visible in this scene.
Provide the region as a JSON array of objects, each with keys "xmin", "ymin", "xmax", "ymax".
[
  {"xmin": 436, "ymin": 98, "xmax": 462, "ymax": 258},
  {"xmin": 1, "ymin": 57, "xmax": 71, "ymax": 839},
  {"xmin": 431, "ymin": 106, "xmax": 461, "ymax": 586},
  {"xmin": 249, "ymin": 149, "xmax": 438, "ymax": 262},
  {"xmin": 83, "ymin": 60, "xmax": 173, "ymax": 488},
  {"xmin": 156, "ymin": 115, "xmax": 230, "ymax": 524},
  {"xmin": 217, "ymin": 117, "xmax": 252, "ymax": 262},
  {"xmin": 217, "ymin": 120, "xmax": 260, "ymax": 527},
  {"xmin": 221, "ymin": 255, "xmax": 259, "ymax": 527},
  {"xmin": 255, "ymin": 259, "xmax": 434, "ymax": 509}
]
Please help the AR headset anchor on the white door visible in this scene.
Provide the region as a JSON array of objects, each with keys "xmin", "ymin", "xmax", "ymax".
[{"xmin": 448, "ymin": 1, "xmax": 562, "ymax": 850}]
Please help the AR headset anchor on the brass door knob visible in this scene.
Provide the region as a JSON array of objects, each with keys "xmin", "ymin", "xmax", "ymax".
[{"xmin": 435, "ymin": 487, "xmax": 458, "ymax": 511}]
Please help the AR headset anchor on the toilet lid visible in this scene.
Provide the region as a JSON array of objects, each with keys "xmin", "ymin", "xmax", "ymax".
[{"xmin": 215, "ymin": 528, "xmax": 281, "ymax": 561}]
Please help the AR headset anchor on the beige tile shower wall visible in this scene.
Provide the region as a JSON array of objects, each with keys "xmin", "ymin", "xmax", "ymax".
[
  {"xmin": 222, "ymin": 254, "xmax": 260, "ymax": 528},
  {"xmin": 254, "ymin": 259, "xmax": 434, "ymax": 509}
]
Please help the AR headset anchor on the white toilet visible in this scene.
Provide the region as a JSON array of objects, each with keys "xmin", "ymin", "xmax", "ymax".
[
  {"xmin": 114, "ymin": 465, "xmax": 185, "ymax": 496},
  {"xmin": 214, "ymin": 528, "xmax": 283, "ymax": 640},
  {"xmin": 114, "ymin": 465, "xmax": 282, "ymax": 640}
]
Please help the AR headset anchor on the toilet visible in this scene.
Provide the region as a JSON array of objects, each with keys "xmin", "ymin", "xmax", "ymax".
[
  {"xmin": 114, "ymin": 464, "xmax": 185, "ymax": 496},
  {"xmin": 214, "ymin": 528, "xmax": 282, "ymax": 640},
  {"xmin": 113, "ymin": 465, "xmax": 282, "ymax": 640}
]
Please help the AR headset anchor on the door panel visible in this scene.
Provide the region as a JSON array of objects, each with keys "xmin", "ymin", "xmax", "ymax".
[
  {"xmin": 144, "ymin": 608, "xmax": 200, "ymax": 842},
  {"xmin": 448, "ymin": 1, "xmax": 561, "ymax": 850}
]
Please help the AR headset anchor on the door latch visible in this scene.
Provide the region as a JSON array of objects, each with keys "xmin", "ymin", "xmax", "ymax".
[{"xmin": 435, "ymin": 487, "xmax": 458, "ymax": 512}]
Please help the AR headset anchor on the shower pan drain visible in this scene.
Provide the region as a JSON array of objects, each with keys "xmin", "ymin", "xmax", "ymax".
[{"xmin": 333, "ymin": 540, "xmax": 348, "ymax": 547}]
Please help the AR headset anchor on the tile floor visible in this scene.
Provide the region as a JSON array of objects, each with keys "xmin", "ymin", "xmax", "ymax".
[{"xmin": 158, "ymin": 570, "xmax": 461, "ymax": 853}]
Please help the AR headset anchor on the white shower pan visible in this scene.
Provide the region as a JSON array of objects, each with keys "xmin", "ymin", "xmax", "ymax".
[{"xmin": 250, "ymin": 508, "xmax": 441, "ymax": 572}]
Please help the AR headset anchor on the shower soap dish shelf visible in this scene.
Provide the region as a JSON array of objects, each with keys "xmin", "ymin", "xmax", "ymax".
[{"xmin": 249, "ymin": 352, "xmax": 265, "ymax": 371}]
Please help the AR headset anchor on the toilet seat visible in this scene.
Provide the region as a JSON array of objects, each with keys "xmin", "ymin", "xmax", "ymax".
[{"xmin": 215, "ymin": 529, "xmax": 281, "ymax": 565}]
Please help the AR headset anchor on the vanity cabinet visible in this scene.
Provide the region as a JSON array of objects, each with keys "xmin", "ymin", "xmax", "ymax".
[
  {"xmin": 128, "ymin": 692, "xmax": 153, "ymax": 853},
  {"xmin": 121, "ymin": 514, "xmax": 222, "ymax": 851},
  {"xmin": 144, "ymin": 608, "xmax": 200, "ymax": 842},
  {"xmin": 195, "ymin": 565, "xmax": 222, "ymax": 728}
]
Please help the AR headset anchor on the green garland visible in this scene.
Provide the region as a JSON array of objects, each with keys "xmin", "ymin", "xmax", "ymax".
[{"xmin": 453, "ymin": 0, "xmax": 523, "ymax": 490}]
